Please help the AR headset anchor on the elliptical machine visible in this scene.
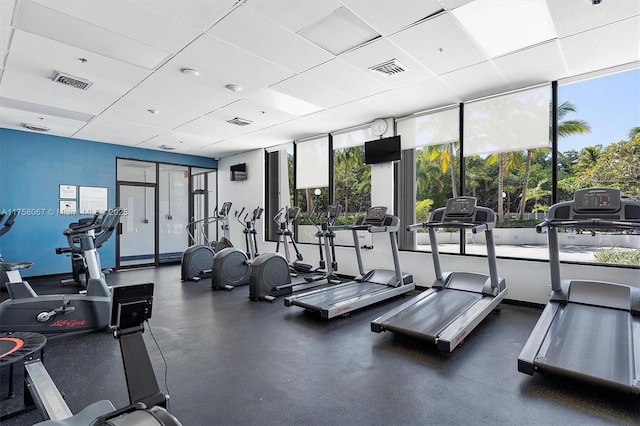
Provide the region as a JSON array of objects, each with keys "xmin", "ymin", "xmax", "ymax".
[
  {"xmin": 249, "ymin": 204, "xmax": 342, "ymax": 301},
  {"xmin": 181, "ymin": 202, "xmax": 232, "ymax": 281},
  {"xmin": 274, "ymin": 206, "xmax": 314, "ymax": 275},
  {"xmin": 0, "ymin": 208, "xmax": 124, "ymax": 333},
  {"xmin": 0, "ymin": 210, "xmax": 18, "ymax": 289},
  {"xmin": 55, "ymin": 212, "xmax": 119, "ymax": 288},
  {"xmin": 211, "ymin": 207, "xmax": 263, "ymax": 290}
]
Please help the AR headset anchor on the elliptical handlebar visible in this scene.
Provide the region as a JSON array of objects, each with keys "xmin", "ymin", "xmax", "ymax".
[{"xmin": 0, "ymin": 210, "xmax": 18, "ymax": 237}]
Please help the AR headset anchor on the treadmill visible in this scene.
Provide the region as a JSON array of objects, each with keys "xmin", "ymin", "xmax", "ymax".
[
  {"xmin": 371, "ymin": 197, "xmax": 507, "ymax": 352},
  {"xmin": 284, "ymin": 206, "xmax": 414, "ymax": 319},
  {"xmin": 518, "ymin": 187, "xmax": 640, "ymax": 394}
]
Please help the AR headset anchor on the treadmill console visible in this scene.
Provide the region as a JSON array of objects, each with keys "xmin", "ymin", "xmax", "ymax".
[
  {"xmin": 363, "ymin": 206, "xmax": 388, "ymax": 225},
  {"xmin": 573, "ymin": 188, "xmax": 620, "ymax": 213},
  {"xmin": 445, "ymin": 197, "xmax": 477, "ymax": 217}
]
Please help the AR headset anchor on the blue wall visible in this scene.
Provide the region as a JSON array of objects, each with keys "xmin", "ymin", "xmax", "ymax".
[{"xmin": 0, "ymin": 128, "xmax": 217, "ymax": 277}]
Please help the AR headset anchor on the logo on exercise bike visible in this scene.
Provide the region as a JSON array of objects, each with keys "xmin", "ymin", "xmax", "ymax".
[{"xmin": 49, "ymin": 319, "xmax": 87, "ymax": 328}]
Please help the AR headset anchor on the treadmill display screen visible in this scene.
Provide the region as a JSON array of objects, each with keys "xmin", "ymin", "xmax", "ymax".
[
  {"xmin": 574, "ymin": 188, "xmax": 620, "ymax": 212},
  {"xmin": 364, "ymin": 206, "xmax": 387, "ymax": 224},
  {"xmin": 445, "ymin": 197, "xmax": 476, "ymax": 217}
]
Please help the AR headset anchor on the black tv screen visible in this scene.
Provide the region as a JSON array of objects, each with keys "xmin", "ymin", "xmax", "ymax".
[
  {"xmin": 364, "ymin": 136, "xmax": 401, "ymax": 164},
  {"xmin": 230, "ymin": 163, "xmax": 247, "ymax": 181}
]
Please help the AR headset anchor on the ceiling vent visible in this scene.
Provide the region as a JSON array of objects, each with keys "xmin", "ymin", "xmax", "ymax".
[
  {"xmin": 51, "ymin": 71, "xmax": 93, "ymax": 90},
  {"xmin": 158, "ymin": 145, "xmax": 177, "ymax": 151},
  {"xmin": 227, "ymin": 117, "xmax": 252, "ymax": 126},
  {"xmin": 368, "ymin": 59, "xmax": 409, "ymax": 76},
  {"xmin": 21, "ymin": 122, "xmax": 50, "ymax": 132}
]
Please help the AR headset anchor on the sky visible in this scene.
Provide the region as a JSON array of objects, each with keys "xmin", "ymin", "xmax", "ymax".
[{"xmin": 557, "ymin": 68, "xmax": 640, "ymax": 152}]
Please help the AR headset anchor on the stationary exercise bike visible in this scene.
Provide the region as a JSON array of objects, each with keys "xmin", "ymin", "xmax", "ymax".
[
  {"xmin": 24, "ymin": 282, "xmax": 181, "ymax": 425},
  {"xmin": 181, "ymin": 202, "xmax": 233, "ymax": 281},
  {"xmin": 55, "ymin": 212, "xmax": 119, "ymax": 288},
  {"xmin": 0, "ymin": 208, "xmax": 124, "ymax": 333},
  {"xmin": 211, "ymin": 206, "xmax": 263, "ymax": 290}
]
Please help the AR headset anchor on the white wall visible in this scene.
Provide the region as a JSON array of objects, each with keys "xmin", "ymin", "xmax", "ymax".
[{"xmin": 218, "ymin": 149, "xmax": 266, "ymax": 252}]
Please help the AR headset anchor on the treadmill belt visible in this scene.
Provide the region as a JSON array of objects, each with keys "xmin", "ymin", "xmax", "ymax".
[
  {"xmin": 539, "ymin": 303, "xmax": 632, "ymax": 389},
  {"xmin": 385, "ymin": 290, "xmax": 482, "ymax": 341},
  {"xmin": 291, "ymin": 282, "xmax": 384, "ymax": 309}
]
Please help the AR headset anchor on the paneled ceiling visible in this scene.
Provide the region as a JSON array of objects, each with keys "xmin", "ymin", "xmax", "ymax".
[{"xmin": 0, "ymin": 0, "xmax": 638, "ymax": 158}]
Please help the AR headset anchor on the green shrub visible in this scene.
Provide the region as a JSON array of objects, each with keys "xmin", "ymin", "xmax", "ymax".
[
  {"xmin": 593, "ymin": 248, "xmax": 640, "ymax": 265},
  {"xmin": 416, "ymin": 199, "xmax": 434, "ymax": 223}
]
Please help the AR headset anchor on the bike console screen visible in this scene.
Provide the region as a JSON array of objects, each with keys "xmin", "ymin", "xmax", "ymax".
[
  {"xmin": 445, "ymin": 197, "xmax": 476, "ymax": 217},
  {"xmin": 574, "ymin": 188, "xmax": 620, "ymax": 212}
]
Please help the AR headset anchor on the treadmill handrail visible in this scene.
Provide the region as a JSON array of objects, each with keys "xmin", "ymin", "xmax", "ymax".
[
  {"xmin": 407, "ymin": 221, "xmax": 494, "ymax": 232},
  {"xmin": 537, "ymin": 218, "xmax": 640, "ymax": 231}
]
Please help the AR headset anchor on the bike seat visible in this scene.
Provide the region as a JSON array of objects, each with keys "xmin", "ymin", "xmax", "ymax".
[{"xmin": 0, "ymin": 261, "xmax": 34, "ymax": 272}]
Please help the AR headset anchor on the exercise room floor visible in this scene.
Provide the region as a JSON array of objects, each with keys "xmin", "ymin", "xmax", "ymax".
[{"xmin": 1, "ymin": 265, "xmax": 638, "ymax": 425}]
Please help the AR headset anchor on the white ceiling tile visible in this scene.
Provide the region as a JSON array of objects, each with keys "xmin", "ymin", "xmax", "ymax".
[
  {"xmin": 137, "ymin": 130, "xmax": 221, "ymax": 152},
  {"xmin": 0, "ymin": 67, "xmax": 123, "ymax": 115},
  {"xmin": 340, "ymin": 37, "xmax": 434, "ymax": 87},
  {"xmin": 208, "ymin": 5, "xmax": 334, "ymax": 73},
  {"xmin": 328, "ymin": 100, "xmax": 387, "ymax": 123},
  {"xmin": 14, "ymin": 0, "xmax": 172, "ymax": 69},
  {"xmin": 101, "ymin": 98, "xmax": 197, "ymax": 130},
  {"xmin": 493, "ymin": 40, "xmax": 569, "ymax": 89},
  {"xmin": 342, "ymin": 0, "xmax": 443, "ymax": 36},
  {"xmin": 271, "ymin": 75, "xmax": 353, "ymax": 109},
  {"xmin": 0, "ymin": 27, "xmax": 10, "ymax": 52},
  {"xmin": 135, "ymin": 73, "xmax": 238, "ymax": 112},
  {"xmin": 29, "ymin": 0, "xmax": 200, "ymax": 53},
  {"xmin": 9, "ymin": 30, "xmax": 151, "ymax": 85},
  {"xmin": 301, "ymin": 58, "xmax": 390, "ymax": 99},
  {"xmin": 389, "ymin": 12, "xmax": 487, "ymax": 75},
  {"xmin": 175, "ymin": 115, "xmax": 249, "ymax": 140},
  {"xmin": 439, "ymin": 61, "xmax": 511, "ymax": 101},
  {"xmin": 132, "ymin": 0, "xmax": 238, "ymax": 31},
  {"xmin": 357, "ymin": 90, "xmax": 424, "ymax": 118},
  {"xmin": 206, "ymin": 99, "xmax": 296, "ymax": 128},
  {"xmin": 245, "ymin": 88, "xmax": 324, "ymax": 116},
  {"xmin": 395, "ymin": 77, "xmax": 462, "ymax": 111},
  {"xmin": 547, "ymin": 0, "xmax": 640, "ymax": 38},
  {"xmin": 0, "ymin": 0, "xmax": 14, "ymax": 26},
  {"xmin": 179, "ymin": 34, "xmax": 294, "ymax": 87},
  {"xmin": 75, "ymin": 116, "xmax": 162, "ymax": 146},
  {"xmin": 0, "ymin": 105, "xmax": 86, "ymax": 135},
  {"xmin": 560, "ymin": 16, "xmax": 640, "ymax": 77},
  {"xmin": 244, "ymin": 0, "xmax": 342, "ymax": 33}
]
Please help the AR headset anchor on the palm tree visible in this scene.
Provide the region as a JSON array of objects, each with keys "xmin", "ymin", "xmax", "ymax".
[
  {"xmin": 485, "ymin": 151, "xmax": 523, "ymax": 221},
  {"xmin": 627, "ymin": 126, "xmax": 640, "ymax": 140},
  {"xmin": 334, "ymin": 146, "xmax": 363, "ymax": 213},
  {"xmin": 519, "ymin": 101, "xmax": 591, "ymax": 219}
]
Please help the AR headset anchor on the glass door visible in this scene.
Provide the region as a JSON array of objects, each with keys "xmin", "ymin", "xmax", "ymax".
[
  {"xmin": 117, "ymin": 183, "xmax": 156, "ymax": 268},
  {"xmin": 159, "ymin": 164, "xmax": 189, "ymax": 263}
]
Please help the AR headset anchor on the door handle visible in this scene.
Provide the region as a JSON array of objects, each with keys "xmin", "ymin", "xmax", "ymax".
[{"xmin": 117, "ymin": 223, "xmax": 123, "ymax": 235}]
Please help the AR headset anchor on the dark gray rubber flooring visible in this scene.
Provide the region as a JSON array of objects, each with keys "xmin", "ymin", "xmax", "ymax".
[{"xmin": 1, "ymin": 265, "xmax": 639, "ymax": 425}]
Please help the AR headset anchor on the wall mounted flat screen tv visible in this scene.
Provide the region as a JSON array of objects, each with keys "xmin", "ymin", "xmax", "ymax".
[
  {"xmin": 230, "ymin": 163, "xmax": 247, "ymax": 181},
  {"xmin": 364, "ymin": 135, "xmax": 401, "ymax": 164}
]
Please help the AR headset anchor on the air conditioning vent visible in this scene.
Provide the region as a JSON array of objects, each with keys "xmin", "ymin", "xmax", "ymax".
[
  {"xmin": 21, "ymin": 123, "xmax": 50, "ymax": 132},
  {"xmin": 51, "ymin": 71, "xmax": 93, "ymax": 90},
  {"xmin": 158, "ymin": 145, "xmax": 177, "ymax": 151},
  {"xmin": 227, "ymin": 117, "xmax": 252, "ymax": 126},
  {"xmin": 368, "ymin": 59, "xmax": 408, "ymax": 76}
]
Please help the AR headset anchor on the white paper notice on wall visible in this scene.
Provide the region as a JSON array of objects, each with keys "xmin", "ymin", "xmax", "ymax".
[
  {"xmin": 79, "ymin": 186, "xmax": 108, "ymax": 214},
  {"xmin": 59, "ymin": 200, "xmax": 77, "ymax": 215}
]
